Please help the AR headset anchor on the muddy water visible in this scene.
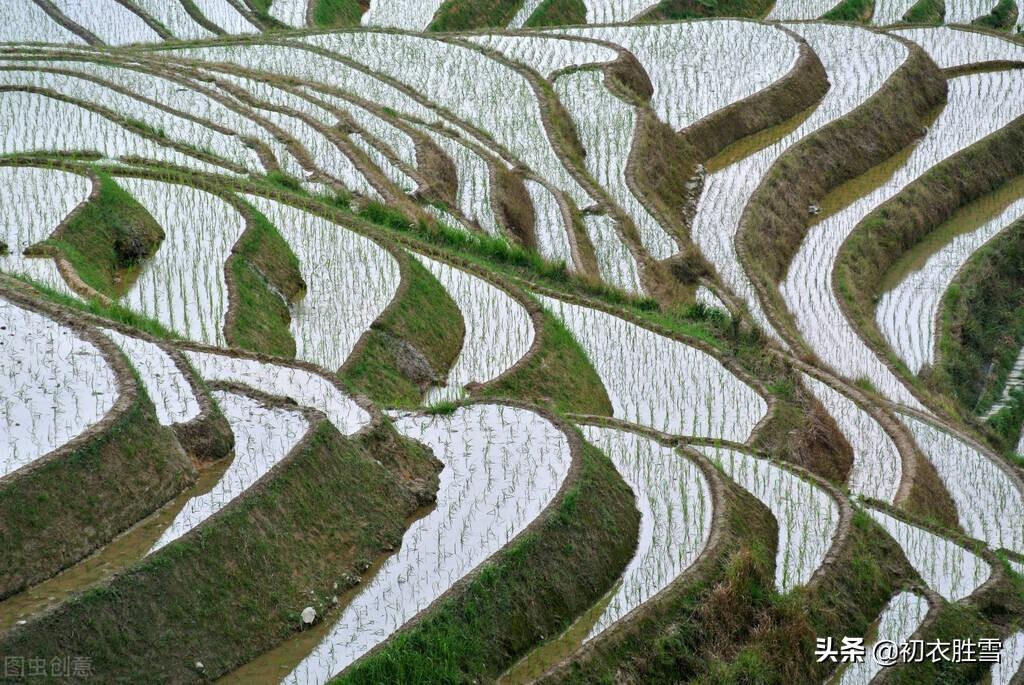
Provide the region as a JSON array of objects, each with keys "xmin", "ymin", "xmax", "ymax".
[
  {"xmin": 0, "ymin": 456, "xmax": 232, "ymax": 633},
  {"xmin": 705, "ymin": 103, "xmax": 816, "ymax": 174},
  {"xmin": 878, "ymin": 174, "xmax": 1024, "ymax": 293},
  {"xmin": 498, "ymin": 588, "xmax": 616, "ymax": 685}
]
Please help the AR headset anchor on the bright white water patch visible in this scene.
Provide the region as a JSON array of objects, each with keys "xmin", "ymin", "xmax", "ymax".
[
  {"xmin": 899, "ymin": 412, "xmax": 1024, "ymax": 555},
  {"xmin": 101, "ymin": 329, "xmax": 200, "ymax": 427},
  {"xmin": 767, "ymin": 0, "xmax": 840, "ymax": 18},
  {"xmin": 581, "ymin": 425, "xmax": 712, "ymax": 640},
  {"xmin": 782, "ymin": 71, "xmax": 1024, "ymax": 408},
  {"xmin": 269, "ymin": 0, "xmax": 307, "ymax": 26},
  {"xmin": 871, "ymin": 0, "xmax": 919, "ymax": 23},
  {"xmin": 242, "ymin": 196, "xmax": 400, "ymax": 372},
  {"xmin": 191, "ymin": 0, "xmax": 258, "ymax": 33},
  {"xmin": 525, "ymin": 180, "xmax": 574, "ymax": 267},
  {"xmin": 286, "ymin": 404, "xmax": 573, "ymax": 683},
  {"xmin": 303, "ymin": 32, "xmax": 591, "ymax": 207},
  {"xmin": 583, "ymin": 214, "xmax": 644, "ymax": 295},
  {"xmin": 835, "ymin": 592, "xmax": 930, "ymax": 685},
  {"xmin": 0, "ymin": 298, "xmax": 118, "ymax": 476},
  {"xmin": 118, "ymin": 178, "xmax": 244, "ymax": 347},
  {"xmin": 802, "ymin": 375, "xmax": 901, "ymax": 503},
  {"xmin": 351, "ymin": 134, "xmax": 414, "ymax": 191},
  {"xmin": 877, "ymin": 196, "xmax": 1024, "ymax": 374},
  {"xmin": 150, "ymin": 390, "xmax": 308, "ymax": 553},
  {"xmin": 314, "ymin": 94, "xmax": 418, "ymax": 170},
  {"xmin": 987, "ymin": 346, "xmax": 1024, "ymax": 418},
  {"xmin": 0, "ymin": 91, "xmax": 225, "ymax": 175},
  {"xmin": 0, "ymin": 0, "xmax": 84, "ymax": 43},
  {"xmin": 0, "ymin": 69, "xmax": 261, "ymax": 173},
  {"xmin": 992, "ymin": 632, "xmax": 1024, "ymax": 685},
  {"xmin": 0, "ymin": 166, "xmax": 91, "ymax": 294},
  {"xmin": 128, "ymin": 0, "xmax": 214, "ymax": 40},
  {"xmin": 509, "ymin": 0, "xmax": 544, "ymax": 27},
  {"xmin": 361, "ymin": 0, "xmax": 444, "ymax": 30},
  {"xmin": 695, "ymin": 286, "xmax": 727, "ymax": 312},
  {"xmin": 415, "ymin": 255, "xmax": 534, "ymax": 404},
  {"xmin": 417, "ymin": 127, "xmax": 501, "ymax": 236},
  {"xmin": 696, "ymin": 445, "xmax": 840, "ymax": 592},
  {"xmin": 556, "ymin": 69, "xmax": 677, "ymax": 260},
  {"xmin": 892, "ymin": 27, "xmax": 1024, "ymax": 69},
  {"xmin": 467, "ymin": 34, "xmax": 618, "ymax": 77},
  {"xmin": 539, "ymin": 295, "xmax": 767, "ymax": 440},
  {"xmin": 694, "ymin": 25, "xmax": 906, "ymax": 345},
  {"xmin": 555, "ymin": 22, "xmax": 798, "ymax": 131},
  {"xmin": 183, "ymin": 350, "xmax": 370, "ymax": 434},
  {"xmin": 866, "ymin": 508, "xmax": 990, "ymax": 601},
  {"xmin": 582, "ymin": 0, "xmax": 661, "ymax": 23},
  {"xmin": 49, "ymin": 0, "xmax": 161, "ymax": 45},
  {"xmin": 947, "ymin": 0, "xmax": 1004, "ymax": 23}
]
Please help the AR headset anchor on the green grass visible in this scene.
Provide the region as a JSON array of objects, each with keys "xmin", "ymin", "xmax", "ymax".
[
  {"xmin": 637, "ymin": 0, "xmax": 773, "ymax": 20},
  {"xmin": 311, "ymin": 0, "xmax": 366, "ymax": 27},
  {"xmin": 334, "ymin": 437, "xmax": 639, "ymax": 685},
  {"xmin": 523, "ymin": 0, "xmax": 586, "ymax": 26},
  {"xmin": 822, "ymin": 0, "xmax": 873, "ymax": 22},
  {"xmin": 476, "ymin": 307, "xmax": 613, "ymax": 415},
  {"xmin": 429, "ymin": 0, "xmax": 525, "ymax": 30},
  {"xmin": 973, "ymin": 0, "xmax": 1018, "ymax": 29},
  {"xmin": 902, "ymin": 0, "xmax": 944, "ymax": 23},
  {"xmin": 41, "ymin": 171, "xmax": 163, "ymax": 298}
]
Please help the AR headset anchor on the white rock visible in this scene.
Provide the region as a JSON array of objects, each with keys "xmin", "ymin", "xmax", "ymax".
[{"xmin": 301, "ymin": 606, "xmax": 317, "ymax": 625}]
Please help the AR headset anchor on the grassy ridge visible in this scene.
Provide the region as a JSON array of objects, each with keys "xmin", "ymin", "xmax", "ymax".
[
  {"xmin": 903, "ymin": 0, "xmax": 944, "ymax": 23},
  {"xmin": 334, "ymin": 436, "xmax": 639, "ymax": 684},
  {"xmin": 822, "ymin": 0, "xmax": 874, "ymax": 22},
  {"xmin": 524, "ymin": 0, "xmax": 586, "ymax": 27},
  {"xmin": 224, "ymin": 202, "xmax": 304, "ymax": 358},
  {"xmin": 312, "ymin": 0, "xmax": 366, "ymax": 27},
  {"xmin": 39, "ymin": 171, "xmax": 163, "ymax": 298},
  {"xmin": 0, "ymin": 420, "xmax": 439, "ymax": 683},
  {"xmin": 340, "ymin": 252, "xmax": 465, "ymax": 406},
  {"xmin": 973, "ymin": 0, "xmax": 1019, "ymax": 29},
  {"xmin": 637, "ymin": 0, "xmax": 774, "ymax": 21},
  {"xmin": 428, "ymin": 0, "xmax": 525, "ymax": 30},
  {"xmin": 0, "ymin": 375, "xmax": 193, "ymax": 599}
]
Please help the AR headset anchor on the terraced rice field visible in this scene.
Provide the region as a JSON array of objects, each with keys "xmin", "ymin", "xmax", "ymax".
[{"xmin": 2, "ymin": 4, "xmax": 1024, "ymax": 684}]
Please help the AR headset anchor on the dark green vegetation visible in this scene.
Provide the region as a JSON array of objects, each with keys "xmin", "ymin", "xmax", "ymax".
[
  {"xmin": 340, "ymin": 252, "xmax": 465, "ymax": 406},
  {"xmin": 523, "ymin": 0, "xmax": 586, "ymax": 27},
  {"xmin": 637, "ymin": 0, "xmax": 773, "ymax": 20},
  {"xmin": 476, "ymin": 308, "xmax": 614, "ymax": 416},
  {"xmin": 429, "ymin": 0, "xmax": 524, "ymax": 31},
  {"xmin": 937, "ymin": 221, "xmax": 1024, "ymax": 452},
  {"xmin": 224, "ymin": 202, "xmax": 305, "ymax": 358},
  {"xmin": 0, "ymin": 360, "xmax": 193, "ymax": 599},
  {"xmin": 822, "ymin": 0, "xmax": 873, "ymax": 22},
  {"xmin": 37, "ymin": 171, "xmax": 163, "ymax": 298},
  {"xmin": 973, "ymin": 0, "xmax": 1019, "ymax": 29},
  {"xmin": 312, "ymin": 0, "xmax": 367, "ymax": 27},
  {"xmin": 0, "ymin": 419, "xmax": 441, "ymax": 683},
  {"xmin": 902, "ymin": 0, "xmax": 944, "ymax": 24},
  {"xmin": 334, "ymin": 435, "xmax": 639, "ymax": 684}
]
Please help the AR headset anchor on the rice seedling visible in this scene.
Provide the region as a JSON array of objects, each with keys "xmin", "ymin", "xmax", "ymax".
[
  {"xmin": 782, "ymin": 71, "xmax": 1024, "ymax": 408},
  {"xmin": 0, "ymin": 296, "xmax": 118, "ymax": 476},
  {"xmin": 0, "ymin": 90, "xmax": 227, "ymax": 175},
  {"xmin": 539, "ymin": 294, "xmax": 767, "ymax": 439},
  {"xmin": 243, "ymin": 195, "xmax": 401, "ymax": 371},
  {"xmin": 802, "ymin": 375, "xmax": 902, "ymax": 503},
  {"xmin": 0, "ymin": 165, "xmax": 92, "ymax": 294},
  {"xmin": 694, "ymin": 285, "xmax": 727, "ymax": 313},
  {"xmin": 945, "ymin": 0, "xmax": 1010, "ymax": 24},
  {"xmin": 0, "ymin": 67, "xmax": 263, "ymax": 172},
  {"xmin": 114, "ymin": 177, "xmax": 245, "ymax": 346},
  {"xmin": 414, "ymin": 254, "xmax": 534, "ymax": 403},
  {"xmin": 0, "ymin": 0, "xmax": 84, "ymax": 44},
  {"xmin": 314, "ymin": 92, "xmax": 418, "ymax": 170},
  {"xmin": 899, "ymin": 411, "xmax": 1024, "ymax": 554},
  {"xmin": 555, "ymin": 68, "xmax": 677, "ymax": 260},
  {"xmin": 891, "ymin": 26, "xmax": 1024, "ymax": 69},
  {"xmin": 695, "ymin": 444, "xmax": 840, "ymax": 592},
  {"xmin": 865, "ymin": 507, "xmax": 990, "ymax": 601},
  {"xmin": 991, "ymin": 631, "xmax": 1024, "ymax": 685},
  {"xmin": 150, "ymin": 390, "xmax": 309, "ymax": 552},
  {"xmin": 508, "ymin": 0, "xmax": 545, "ymax": 28},
  {"xmin": 100, "ymin": 328, "xmax": 200, "ymax": 427},
  {"xmin": 284, "ymin": 403, "xmax": 572, "ymax": 683},
  {"xmin": 556, "ymin": 21, "xmax": 799, "ymax": 131},
  {"xmin": 767, "ymin": 0, "xmax": 845, "ymax": 19},
  {"xmin": 582, "ymin": 214, "xmax": 644, "ymax": 294},
  {"xmin": 832, "ymin": 591, "xmax": 930, "ymax": 685},
  {"xmin": 580, "ymin": 0, "xmax": 664, "ymax": 23},
  {"xmin": 986, "ymin": 346, "xmax": 1024, "ymax": 418},
  {"xmin": 524, "ymin": 179, "xmax": 575, "ymax": 266},
  {"xmin": 415, "ymin": 125, "xmax": 502, "ymax": 235},
  {"xmin": 580, "ymin": 425, "xmax": 712, "ymax": 640},
  {"xmin": 47, "ymin": 0, "xmax": 162, "ymax": 45},
  {"xmin": 694, "ymin": 25, "xmax": 906, "ymax": 345},
  {"xmin": 268, "ymin": 0, "xmax": 310, "ymax": 27},
  {"xmin": 126, "ymin": 0, "xmax": 214, "ymax": 40},
  {"xmin": 360, "ymin": 0, "xmax": 447, "ymax": 30},
  {"xmin": 183, "ymin": 349, "xmax": 371, "ymax": 433},
  {"xmin": 189, "ymin": 0, "xmax": 260, "ymax": 34},
  {"xmin": 467, "ymin": 34, "xmax": 618, "ymax": 77},
  {"xmin": 871, "ymin": 0, "xmax": 921, "ymax": 23},
  {"xmin": 876, "ymin": 195, "xmax": 1024, "ymax": 375}
]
